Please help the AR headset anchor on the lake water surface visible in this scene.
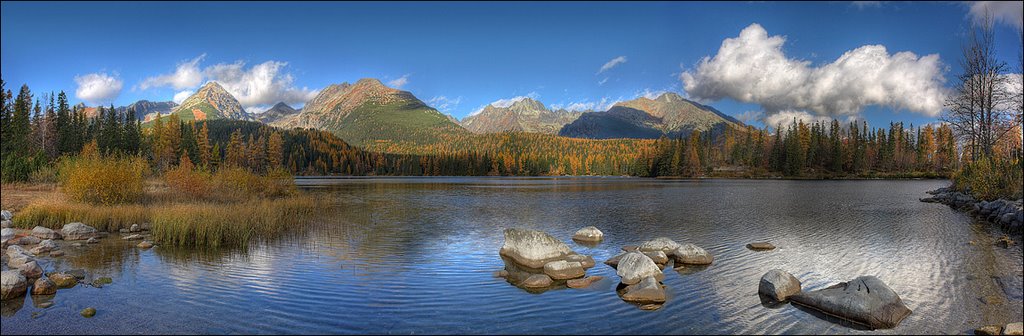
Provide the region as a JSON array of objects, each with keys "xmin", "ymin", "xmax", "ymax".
[{"xmin": 2, "ymin": 178, "xmax": 1022, "ymax": 334}]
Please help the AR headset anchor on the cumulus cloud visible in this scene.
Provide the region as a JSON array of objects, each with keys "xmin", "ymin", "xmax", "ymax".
[
  {"xmin": 681, "ymin": 23, "xmax": 947, "ymax": 121},
  {"xmin": 74, "ymin": 72, "xmax": 123, "ymax": 104},
  {"xmin": 851, "ymin": 1, "xmax": 883, "ymax": 9},
  {"xmin": 426, "ymin": 95, "xmax": 462, "ymax": 112},
  {"xmin": 763, "ymin": 110, "xmax": 841, "ymax": 129},
  {"xmin": 203, "ymin": 60, "xmax": 318, "ymax": 109},
  {"xmin": 139, "ymin": 55, "xmax": 318, "ymax": 110},
  {"xmin": 969, "ymin": 1, "xmax": 1024, "ymax": 29},
  {"xmin": 388, "ymin": 74, "xmax": 410, "ymax": 88},
  {"xmin": 139, "ymin": 54, "xmax": 205, "ymax": 90},
  {"xmin": 597, "ymin": 56, "xmax": 628, "ymax": 74},
  {"xmin": 550, "ymin": 97, "xmax": 617, "ymax": 112},
  {"xmin": 172, "ymin": 90, "xmax": 194, "ymax": 104}
]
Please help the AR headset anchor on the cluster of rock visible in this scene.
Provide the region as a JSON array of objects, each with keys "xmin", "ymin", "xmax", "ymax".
[
  {"xmin": 1, "ymin": 210, "xmax": 156, "ymax": 302},
  {"xmin": 975, "ymin": 322, "xmax": 1023, "ymax": 335},
  {"xmin": 604, "ymin": 237, "xmax": 714, "ymax": 310},
  {"xmin": 757, "ymin": 270, "xmax": 912, "ymax": 329},
  {"xmin": 496, "ymin": 228, "xmax": 602, "ymax": 291},
  {"xmin": 921, "ymin": 187, "xmax": 1023, "ymax": 234}
]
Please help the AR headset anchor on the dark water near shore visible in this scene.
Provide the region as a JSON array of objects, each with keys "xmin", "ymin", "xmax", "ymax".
[{"xmin": 2, "ymin": 178, "xmax": 1022, "ymax": 334}]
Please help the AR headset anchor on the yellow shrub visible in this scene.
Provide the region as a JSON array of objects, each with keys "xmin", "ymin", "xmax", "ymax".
[
  {"xmin": 164, "ymin": 156, "xmax": 213, "ymax": 201},
  {"xmin": 954, "ymin": 157, "xmax": 1023, "ymax": 201},
  {"xmin": 59, "ymin": 154, "xmax": 148, "ymax": 205}
]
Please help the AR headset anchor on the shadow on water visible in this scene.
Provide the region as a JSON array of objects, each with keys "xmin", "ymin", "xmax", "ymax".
[
  {"xmin": 791, "ymin": 302, "xmax": 875, "ymax": 331},
  {"xmin": 500, "ymin": 256, "xmax": 569, "ymax": 294}
]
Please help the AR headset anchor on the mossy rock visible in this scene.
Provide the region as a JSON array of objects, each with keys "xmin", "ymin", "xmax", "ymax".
[{"xmin": 80, "ymin": 307, "xmax": 96, "ymax": 318}]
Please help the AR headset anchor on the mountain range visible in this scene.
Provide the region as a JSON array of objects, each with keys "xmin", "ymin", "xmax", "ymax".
[
  {"xmin": 85, "ymin": 78, "xmax": 743, "ymax": 148},
  {"xmin": 460, "ymin": 98, "xmax": 582, "ymax": 134}
]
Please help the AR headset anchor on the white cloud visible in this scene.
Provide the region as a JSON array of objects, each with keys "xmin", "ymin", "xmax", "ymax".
[
  {"xmin": 681, "ymin": 23, "xmax": 947, "ymax": 122},
  {"xmin": 139, "ymin": 54, "xmax": 205, "ymax": 90},
  {"xmin": 388, "ymin": 74, "xmax": 410, "ymax": 88},
  {"xmin": 598, "ymin": 77, "xmax": 609, "ymax": 86},
  {"xmin": 851, "ymin": 1, "xmax": 882, "ymax": 9},
  {"xmin": 735, "ymin": 110, "xmax": 764, "ymax": 124},
  {"xmin": 426, "ymin": 95, "xmax": 462, "ymax": 112},
  {"xmin": 74, "ymin": 72, "xmax": 123, "ymax": 104},
  {"xmin": 968, "ymin": 1, "xmax": 1024, "ymax": 29},
  {"xmin": 597, "ymin": 56, "xmax": 628, "ymax": 74},
  {"xmin": 140, "ymin": 55, "xmax": 318, "ymax": 110},
  {"xmin": 639, "ymin": 88, "xmax": 669, "ymax": 100},
  {"xmin": 172, "ymin": 90, "xmax": 194, "ymax": 104},
  {"xmin": 763, "ymin": 110, "xmax": 838, "ymax": 129},
  {"xmin": 550, "ymin": 97, "xmax": 617, "ymax": 112},
  {"xmin": 203, "ymin": 60, "xmax": 318, "ymax": 110},
  {"xmin": 470, "ymin": 92, "xmax": 540, "ymax": 116}
]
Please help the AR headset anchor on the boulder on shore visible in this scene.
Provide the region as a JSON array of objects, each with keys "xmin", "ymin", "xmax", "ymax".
[
  {"xmin": 673, "ymin": 244, "xmax": 714, "ymax": 265},
  {"xmin": 61, "ymin": 222, "xmax": 98, "ymax": 241},
  {"xmin": 31, "ymin": 226, "xmax": 61, "ymax": 240},
  {"xmin": 0, "ymin": 210, "xmax": 11, "ymax": 221},
  {"xmin": 18, "ymin": 260, "xmax": 43, "ymax": 279},
  {"xmin": 499, "ymin": 228, "xmax": 574, "ymax": 268},
  {"xmin": 758, "ymin": 269, "xmax": 802, "ymax": 301},
  {"xmin": 1, "ymin": 270, "xmax": 28, "ymax": 300},
  {"xmin": 16, "ymin": 236, "xmax": 41, "ymax": 245},
  {"xmin": 621, "ymin": 276, "xmax": 666, "ymax": 304},
  {"xmin": 1004, "ymin": 322, "xmax": 1023, "ymax": 335},
  {"xmin": 572, "ymin": 226, "xmax": 604, "ymax": 242},
  {"xmin": 616, "ymin": 252, "xmax": 663, "ymax": 285},
  {"xmin": 790, "ymin": 276, "xmax": 911, "ymax": 329}
]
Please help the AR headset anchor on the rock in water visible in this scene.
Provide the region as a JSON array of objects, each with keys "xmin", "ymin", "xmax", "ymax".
[
  {"xmin": 673, "ymin": 244, "xmax": 714, "ymax": 265},
  {"xmin": 638, "ymin": 237, "xmax": 681, "ymax": 253},
  {"xmin": 47, "ymin": 273, "xmax": 78, "ymax": 288},
  {"xmin": 616, "ymin": 252, "xmax": 663, "ymax": 285},
  {"xmin": 747, "ymin": 242, "xmax": 776, "ymax": 250},
  {"xmin": 86, "ymin": 237, "xmax": 99, "ymax": 244},
  {"xmin": 759, "ymin": 269, "xmax": 801, "ymax": 301},
  {"xmin": 138, "ymin": 241, "xmax": 154, "ymax": 249},
  {"xmin": 643, "ymin": 251, "xmax": 669, "ymax": 265},
  {"xmin": 604, "ymin": 251, "xmax": 627, "ymax": 268},
  {"xmin": 31, "ymin": 226, "xmax": 61, "ymax": 240},
  {"xmin": 542, "ymin": 260, "xmax": 585, "ymax": 280},
  {"xmin": 122, "ymin": 234, "xmax": 144, "ymax": 240},
  {"xmin": 564, "ymin": 254, "xmax": 596, "ymax": 268},
  {"xmin": 129, "ymin": 224, "xmax": 140, "ymax": 233},
  {"xmin": 18, "ymin": 260, "xmax": 44, "ymax": 279},
  {"xmin": 974, "ymin": 325, "xmax": 1002, "ymax": 335},
  {"xmin": 621, "ymin": 276, "xmax": 666, "ymax": 304},
  {"xmin": 1, "ymin": 270, "xmax": 28, "ymax": 300},
  {"xmin": 1005, "ymin": 322, "xmax": 1023, "ymax": 335},
  {"xmin": 521, "ymin": 274, "xmax": 553, "ymax": 288},
  {"xmin": 16, "ymin": 236, "xmax": 41, "ymax": 245},
  {"xmin": 81, "ymin": 307, "xmax": 96, "ymax": 318},
  {"xmin": 790, "ymin": 276, "xmax": 911, "ymax": 329},
  {"xmin": 0, "ymin": 210, "xmax": 11, "ymax": 221},
  {"xmin": 499, "ymin": 228, "xmax": 573, "ymax": 268},
  {"xmin": 31, "ymin": 277, "xmax": 57, "ymax": 295},
  {"xmin": 572, "ymin": 226, "xmax": 604, "ymax": 242},
  {"xmin": 567, "ymin": 276, "xmax": 603, "ymax": 289},
  {"xmin": 61, "ymin": 223, "xmax": 98, "ymax": 241}
]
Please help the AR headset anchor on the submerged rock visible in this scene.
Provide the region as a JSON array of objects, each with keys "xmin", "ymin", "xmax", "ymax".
[
  {"xmin": 567, "ymin": 276, "xmax": 603, "ymax": 289},
  {"xmin": 62, "ymin": 222, "xmax": 99, "ymax": 241},
  {"xmin": 80, "ymin": 307, "xmax": 96, "ymax": 318},
  {"xmin": 572, "ymin": 226, "xmax": 604, "ymax": 242},
  {"xmin": 758, "ymin": 269, "xmax": 802, "ymax": 301},
  {"xmin": 48, "ymin": 250, "xmax": 64, "ymax": 257},
  {"xmin": 1, "ymin": 270, "xmax": 28, "ymax": 300},
  {"xmin": 31, "ymin": 277, "xmax": 57, "ymax": 295},
  {"xmin": 621, "ymin": 276, "xmax": 666, "ymax": 304},
  {"xmin": 31, "ymin": 239, "xmax": 59, "ymax": 254},
  {"xmin": 673, "ymin": 244, "xmax": 714, "ymax": 265},
  {"xmin": 638, "ymin": 237, "xmax": 681, "ymax": 253},
  {"xmin": 86, "ymin": 237, "xmax": 99, "ymax": 244},
  {"xmin": 975, "ymin": 325, "xmax": 1002, "ymax": 335},
  {"xmin": 122, "ymin": 234, "xmax": 144, "ymax": 240},
  {"xmin": 616, "ymin": 252, "xmax": 663, "ymax": 285},
  {"xmin": 31, "ymin": 226, "xmax": 61, "ymax": 240},
  {"xmin": 790, "ymin": 276, "xmax": 911, "ymax": 329},
  {"xmin": 492, "ymin": 270, "xmax": 509, "ymax": 278},
  {"xmin": 138, "ymin": 241, "xmax": 154, "ymax": 249},
  {"xmin": 499, "ymin": 228, "xmax": 574, "ymax": 268},
  {"xmin": 747, "ymin": 242, "xmax": 776, "ymax": 251},
  {"xmin": 542, "ymin": 260, "xmax": 585, "ymax": 280},
  {"xmin": 521, "ymin": 274, "xmax": 553, "ymax": 288}
]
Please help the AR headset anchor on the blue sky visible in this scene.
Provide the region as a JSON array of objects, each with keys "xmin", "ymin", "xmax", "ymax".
[{"xmin": 2, "ymin": 1, "xmax": 1021, "ymax": 128}]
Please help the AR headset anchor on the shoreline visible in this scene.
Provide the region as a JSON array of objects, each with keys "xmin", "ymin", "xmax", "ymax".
[{"xmin": 921, "ymin": 186, "xmax": 1024, "ymax": 236}]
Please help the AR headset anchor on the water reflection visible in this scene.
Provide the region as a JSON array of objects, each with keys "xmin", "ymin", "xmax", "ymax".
[{"xmin": 1, "ymin": 178, "xmax": 1021, "ymax": 335}]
